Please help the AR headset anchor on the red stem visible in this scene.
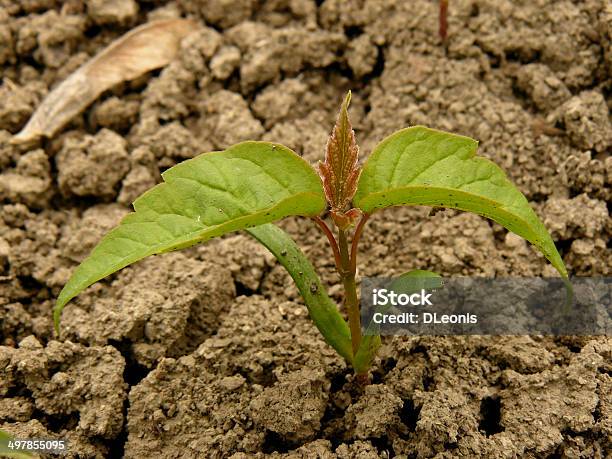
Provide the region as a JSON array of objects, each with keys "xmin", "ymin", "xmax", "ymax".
[
  {"xmin": 313, "ymin": 216, "xmax": 342, "ymax": 271},
  {"xmin": 350, "ymin": 213, "xmax": 370, "ymax": 274},
  {"xmin": 439, "ymin": 0, "xmax": 448, "ymax": 42}
]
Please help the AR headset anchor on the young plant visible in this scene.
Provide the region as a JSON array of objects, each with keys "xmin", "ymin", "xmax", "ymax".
[{"xmin": 53, "ymin": 92, "xmax": 568, "ymax": 381}]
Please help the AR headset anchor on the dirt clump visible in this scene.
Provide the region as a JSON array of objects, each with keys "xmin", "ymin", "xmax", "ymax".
[
  {"xmin": 56, "ymin": 129, "xmax": 130, "ymax": 198},
  {"xmin": 86, "ymin": 0, "xmax": 138, "ymax": 26},
  {"xmin": 250, "ymin": 367, "xmax": 330, "ymax": 443},
  {"xmin": 0, "ymin": 0, "xmax": 610, "ymax": 457},
  {"xmin": 125, "ymin": 295, "xmax": 344, "ymax": 457},
  {"xmin": 1, "ymin": 336, "xmax": 126, "ymax": 456},
  {"xmin": 555, "ymin": 89, "xmax": 612, "ymax": 153},
  {"xmin": 61, "ymin": 252, "xmax": 236, "ymax": 368},
  {"xmin": 0, "ymin": 80, "xmax": 46, "ymax": 132},
  {"xmin": 0, "ymin": 148, "xmax": 52, "ymax": 208}
]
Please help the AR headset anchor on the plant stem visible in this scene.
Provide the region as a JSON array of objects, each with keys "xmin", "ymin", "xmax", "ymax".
[
  {"xmin": 314, "ymin": 213, "xmax": 371, "ymax": 380},
  {"xmin": 350, "ymin": 213, "xmax": 370, "ymax": 273},
  {"xmin": 338, "ymin": 228, "xmax": 361, "ymax": 356},
  {"xmin": 313, "ymin": 216, "xmax": 342, "ymax": 271},
  {"xmin": 439, "ymin": 0, "xmax": 448, "ymax": 42}
]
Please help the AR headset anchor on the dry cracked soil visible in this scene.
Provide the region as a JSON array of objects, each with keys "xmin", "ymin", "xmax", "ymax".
[{"xmin": 0, "ymin": 0, "xmax": 611, "ymax": 458}]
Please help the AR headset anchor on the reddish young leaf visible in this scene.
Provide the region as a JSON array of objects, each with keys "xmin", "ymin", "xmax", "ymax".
[{"xmin": 319, "ymin": 91, "xmax": 361, "ymax": 214}]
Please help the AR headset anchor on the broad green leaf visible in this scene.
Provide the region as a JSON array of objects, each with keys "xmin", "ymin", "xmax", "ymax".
[
  {"xmin": 247, "ymin": 224, "xmax": 353, "ymax": 364},
  {"xmin": 354, "ymin": 127, "xmax": 567, "ymax": 278},
  {"xmin": 54, "ymin": 141, "xmax": 326, "ymax": 333},
  {"xmin": 354, "ymin": 269, "xmax": 441, "ymax": 373}
]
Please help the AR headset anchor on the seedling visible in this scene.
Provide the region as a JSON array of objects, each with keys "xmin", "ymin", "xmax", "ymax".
[{"xmin": 54, "ymin": 92, "xmax": 568, "ymax": 381}]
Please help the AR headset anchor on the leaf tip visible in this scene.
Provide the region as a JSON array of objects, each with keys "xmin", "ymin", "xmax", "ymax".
[{"xmin": 343, "ymin": 90, "xmax": 352, "ymax": 112}]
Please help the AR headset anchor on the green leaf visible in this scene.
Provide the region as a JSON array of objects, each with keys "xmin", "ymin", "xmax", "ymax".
[
  {"xmin": 54, "ymin": 142, "xmax": 325, "ymax": 333},
  {"xmin": 354, "ymin": 126, "xmax": 567, "ymax": 278},
  {"xmin": 388, "ymin": 269, "xmax": 443, "ymax": 294},
  {"xmin": 247, "ymin": 223, "xmax": 353, "ymax": 364}
]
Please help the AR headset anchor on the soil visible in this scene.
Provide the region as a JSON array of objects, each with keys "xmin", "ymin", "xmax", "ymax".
[{"xmin": 1, "ymin": 1, "xmax": 611, "ymax": 458}]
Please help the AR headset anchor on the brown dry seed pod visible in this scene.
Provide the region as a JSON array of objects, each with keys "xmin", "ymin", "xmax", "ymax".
[{"xmin": 11, "ymin": 18, "xmax": 198, "ymax": 144}]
